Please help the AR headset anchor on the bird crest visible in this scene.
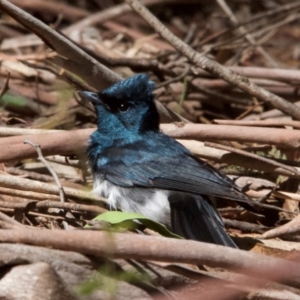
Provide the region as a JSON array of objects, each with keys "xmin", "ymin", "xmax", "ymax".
[{"xmin": 100, "ymin": 74, "xmax": 155, "ymax": 103}]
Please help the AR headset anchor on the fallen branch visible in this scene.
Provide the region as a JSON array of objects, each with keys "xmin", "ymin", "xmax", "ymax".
[
  {"xmin": 0, "ymin": 0, "xmax": 182, "ymax": 123},
  {"xmin": 0, "ymin": 229, "xmax": 300, "ymax": 289},
  {"xmin": 196, "ymin": 66, "xmax": 300, "ymax": 84},
  {"xmin": 0, "ymin": 174, "xmax": 105, "ymax": 204},
  {"xmin": 24, "ymin": 139, "xmax": 66, "ymax": 203},
  {"xmin": 260, "ymin": 192, "xmax": 300, "ymax": 239},
  {"xmin": 0, "ymin": 200, "xmax": 106, "ymax": 214},
  {"xmin": 0, "ymin": 186, "xmax": 60, "ymax": 201},
  {"xmin": 1, "ymin": 125, "xmax": 300, "ymax": 166},
  {"xmin": 162, "ymin": 123, "xmax": 300, "ymax": 148},
  {"xmin": 205, "ymin": 141, "xmax": 299, "ymax": 176},
  {"xmin": 214, "ymin": 119, "xmax": 300, "ymax": 129},
  {"xmin": 0, "ymin": 0, "xmax": 121, "ymax": 90},
  {"xmin": 124, "ymin": 0, "xmax": 300, "ymax": 120}
]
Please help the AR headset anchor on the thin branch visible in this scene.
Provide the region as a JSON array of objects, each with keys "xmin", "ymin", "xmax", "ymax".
[
  {"xmin": 216, "ymin": 0, "xmax": 277, "ymax": 67},
  {"xmin": 24, "ymin": 139, "xmax": 66, "ymax": 203},
  {"xmin": 214, "ymin": 119, "xmax": 300, "ymax": 129},
  {"xmin": 0, "ymin": 211, "xmax": 24, "ymax": 228},
  {"xmin": 194, "ymin": 2, "xmax": 300, "ymax": 49},
  {"xmin": 1, "ymin": 229, "xmax": 300, "ymax": 288},
  {"xmin": 9, "ymin": 0, "xmax": 89, "ymax": 21},
  {"xmin": 205, "ymin": 141, "xmax": 299, "ymax": 176},
  {"xmin": 124, "ymin": 0, "xmax": 300, "ymax": 120},
  {"xmin": 0, "ymin": 0, "xmax": 183, "ymax": 123},
  {"xmin": 161, "ymin": 123, "xmax": 300, "ymax": 149},
  {"xmin": 0, "ymin": 0, "xmax": 121, "ymax": 90},
  {"xmin": 156, "ymin": 64, "xmax": 190, "ymax": 89},
  {"xmin": 2, "ymin": 126, "xmax": 300, "ymax": 165},
  {"xmin": 0, "ymin": 186, "xmax": 60, "ymax": 201},
  {"xmin": 0, "ymin": 174, "xmax": 105, "ymax": 204},
  {"xmin": 0, "ymin": 71, "xmax": 10, "ymax": 99},
  {"xmin": 223, "ymin": 218, "xmax": 270, "ymax": 234},
  {"xmin": 0, "ymin": 200, "xmax": 106, "ymax": 214},
  {"xmin": 260, "ymin": 211, "xmax": 300, "ymax": 240}
]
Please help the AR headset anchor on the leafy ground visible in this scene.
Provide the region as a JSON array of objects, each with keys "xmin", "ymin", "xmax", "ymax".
[{"xmin": 1, "ymin": 0, "xmax": 300, "ymax": 299}]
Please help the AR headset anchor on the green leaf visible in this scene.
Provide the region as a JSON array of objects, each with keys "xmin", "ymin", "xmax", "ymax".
[
  {"xmin": 1, "ymin": 94, "xmax": 27, "ymax": 107},
  {"xmin": 85, "ymin": 211, "xmax": 182, "ymax": 239}
]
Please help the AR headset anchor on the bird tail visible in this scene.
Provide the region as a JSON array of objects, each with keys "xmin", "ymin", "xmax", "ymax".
[{"xmin": 170, "ymin": 196, "xmax": 236, "ymax": 248}]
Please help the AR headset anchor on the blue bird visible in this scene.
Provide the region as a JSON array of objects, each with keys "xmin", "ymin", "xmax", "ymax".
[{"xmin": 79, "ymin": 74, "xmax": 256, "ymax": 247}]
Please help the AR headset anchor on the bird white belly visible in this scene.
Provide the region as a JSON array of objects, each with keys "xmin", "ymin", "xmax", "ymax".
[{"xmin": 93, "ymin": 178, "xmax": 170, "ymax": 225}]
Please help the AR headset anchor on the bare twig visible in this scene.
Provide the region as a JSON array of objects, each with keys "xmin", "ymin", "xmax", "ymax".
[
  {"xmin": 223, "ymin": 218, "xmax": 270, "ymax": 234},
  {"xmin": 0, "ymin": 200, "xmax": 106, "ymax": 214},
  {"xmin": 0, "ymin": 211, "xmax": 24, "ymax": 228},
  {"xmin": 6, "ymin": 167, "xmax": 66, "ymax": 183},
  {"xmin": 124, "ymin": 0, "xmax": 300, "ymax": 120},
  {"xmin": 205, "ymin": 141, "xmax": 299, "ymax": 176},
  {"xmin": 0, "ymin": 0, "xmax": 184, "ymax": 123},
  {"xmin": 0, "ymin": 174, "xmax": 105, "ymax": 204},
  {"xmin": 0, "ymin": 127, "xmax": 61, "ymax": 137},
  {"xmin": 24, "ymin": 139, "xmax": 66, "ymax": 203},
  {"xmin": 228, "ymin": 66, "xmax": 300, "ymax": 84},
  {"xmin": 191, "ymin": 77, "xmax": 299, "ymax": 98},
  {"xmin": 0, "ymin": 71, "xmax": 10, "ymax": 99},
  {"xmin": 156, "ymin": 64, "xmax": 190, "ymax": 89},
  {"xmin": 260, "ymin": 210, "xmax": 300, "ymax": 240},
  {"xmin": 21, "ymin": 59, "xmax": 97, "ymax": 92},
  {"xmin": 9, "ymin": 0, "xmax": 89, "ymax": 21},
  {"xmin": 194, "ymin": 2, "xmax": 300, "ymax": 50},
  {"xmin": 45, "ymin": 156, "xmax": 79, "ymax": 168},
  {"xmin": 1, "ymin": 229, "xmax": 300, "ymax": 288},
  {"xmin": 161, "ymin": 124, "xmax": 300, "ymax": 148},
  {"xmin": 214, "ymin": 119, "xmax": 300, "ymax": 129},
  {"xmin": 0, "ymin": 0, "xmax": 121, "ymax": 90},
  {"xmin": 216, "ymin": 0, "xmax": 277, "ymax": 67},
  {"xmin": 273, "ymin": 191, "xmax": 300, "ymax": 202},
  {"xmin": 190, "ymin": 81, "xmax": 249, "ymax": 105},
  {"xmin": 2, "ymin": 126, "xmax": 300, "ymax": 165},
  {"xmin": 235, "ymin": 101, "xmax": 263, "ymax": 120},
  {"xmin": 66, "ymin": 0, "xmax": 178, "ymax": 33},
  {"xmin": 181, "ymin": 140, "xmax": 300, "ymax": 178},
  {"xmin": 0, "ymin": 186, "xmax": 60, "ymax": 201}
]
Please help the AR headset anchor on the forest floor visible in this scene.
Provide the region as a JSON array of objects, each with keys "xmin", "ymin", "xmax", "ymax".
[{"xmin": 0, "ymin": 0, "xmax": 300, "ymax": 299}]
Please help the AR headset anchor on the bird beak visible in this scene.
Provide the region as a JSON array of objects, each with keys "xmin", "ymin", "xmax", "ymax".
[{"xmin": 77, "ymin": 91, "xmax": 102, "ymax": 106}]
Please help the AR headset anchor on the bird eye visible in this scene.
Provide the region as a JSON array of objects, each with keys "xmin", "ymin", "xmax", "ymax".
[{"xmin": 118, "ymin": 102, "xmax": 129, "ymax": 112}]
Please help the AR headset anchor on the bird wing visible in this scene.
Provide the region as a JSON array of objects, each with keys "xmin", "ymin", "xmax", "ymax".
[{"xmin": 96, "ymin": 139, "xmax": 253, "ymax": 205}]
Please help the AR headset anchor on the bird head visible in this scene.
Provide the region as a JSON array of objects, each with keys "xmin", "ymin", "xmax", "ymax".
[{"xmin": 78, "ymin": 74, "xmax": 160, "ymax": 134}]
